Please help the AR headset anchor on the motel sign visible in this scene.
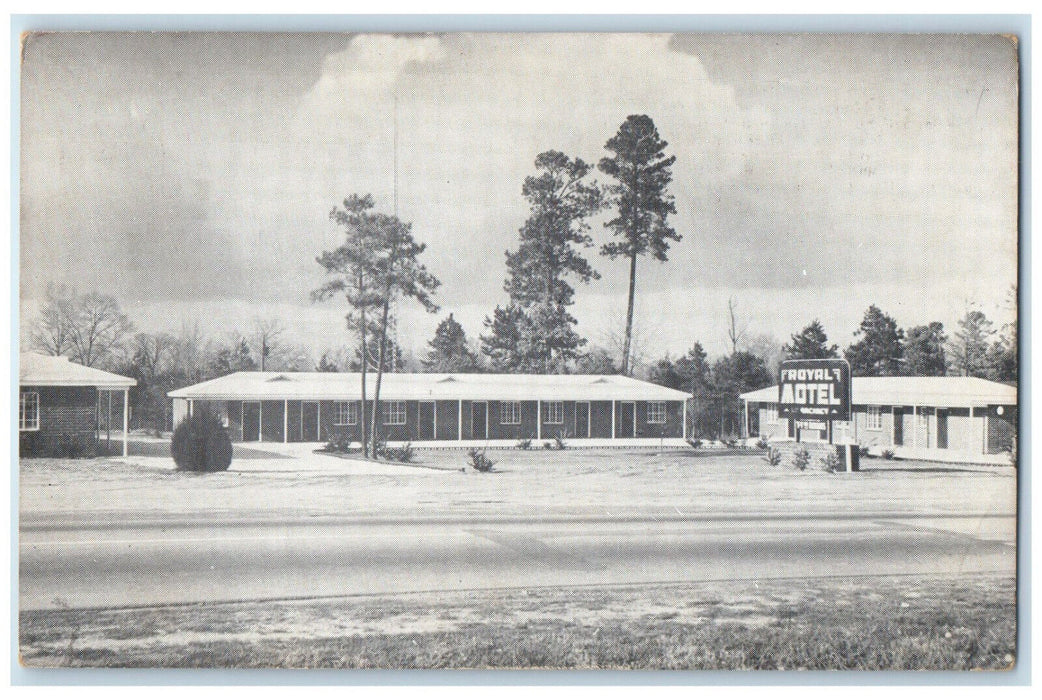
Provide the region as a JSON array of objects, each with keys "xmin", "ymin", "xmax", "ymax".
[{"xmin": 777, "ymin": 358, "xmax": 851, "ymax": 422}]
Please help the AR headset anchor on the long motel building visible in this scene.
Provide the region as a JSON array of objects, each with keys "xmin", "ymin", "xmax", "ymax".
[
  {"xmin": 169, "ymin": 372, "xmax": 691, "ymax": 447},
  {"xmin": 741, "ymin": 376, "xmax": 1017, "ymax": 463}
]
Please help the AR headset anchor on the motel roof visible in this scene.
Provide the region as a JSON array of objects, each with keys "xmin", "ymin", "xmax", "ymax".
[
  {"xmin": 740, "ymin": 376, "xmax": 1016, "ymax": 409},
  {"xmin": 19, "ymin": 353, "xmax": 136, "ymax": 389},
  {"xmin": 169, "ymin": 371, "xmax": 690, "ymax": 402}
]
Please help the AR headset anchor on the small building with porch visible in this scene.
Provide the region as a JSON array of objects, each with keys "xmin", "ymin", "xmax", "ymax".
[
  {"xmin": 740, "ymin": 376, "xmax": 1017, "ymax": 463},
  {"xmin": 168, "ymin": 371, "xmax": 690, "ymax": 447},
  {"xmin": 18, "ymin": 352, "xmax": 136, "ymax": 458}
]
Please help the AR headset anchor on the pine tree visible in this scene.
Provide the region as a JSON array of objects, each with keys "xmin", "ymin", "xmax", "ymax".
[
  {"xmin": 783, "ymin": 320, "xmax": 838, "ymax": 360},
  {"xmin": 903, "ymin": 322, "xmax": 948, "ymax": 376},
  {"xmin": 599, "ymin": 115, "xmax": 680, "ymax": 375},
  {"xmin": 314, "ymin": 194, "xmax": 383, "ymax": 456},
  {"xmin": 949, "ymin": 309, "xmax": 994, "ymax": 378},
  {"xmin": 844, "ymin": 305, "xmax": 906, "ymax": 376},
  {"xmin": 481, "ymin": 304, "xmax": 544, "ymax": 373},
  {"xmin": 422, "ymin": 313, "xmax": 479, "ymax": 372},
  {"xmin": 482, "ymin": 150, "xmax": 602, "ymax": 372},
  {"xmin": 711, "ymin": 351, "xmax": 772, "ymax": 438}
]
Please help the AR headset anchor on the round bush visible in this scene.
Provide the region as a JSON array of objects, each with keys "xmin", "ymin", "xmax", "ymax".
[{"xmin": 171, "ymin": 409, "xmax": 233, "ymax": 472}]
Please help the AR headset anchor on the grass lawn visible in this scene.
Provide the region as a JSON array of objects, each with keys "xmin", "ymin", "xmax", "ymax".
[
  {"xmin": 20, "ymin": 573, "xmax": 1015, "ymax": 670},
  {"xmin": 20, "ymin": 447, "xmax": 1016, "ymax": 523}
]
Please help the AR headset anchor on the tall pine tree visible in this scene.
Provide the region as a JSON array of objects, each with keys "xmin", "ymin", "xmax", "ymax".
[{"xmin": 599, "ymin": 115, "xmax": 680, "ymax": 375}]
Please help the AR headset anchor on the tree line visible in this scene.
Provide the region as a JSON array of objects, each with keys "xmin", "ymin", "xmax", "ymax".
[
  {"xmin": 26, "ymin": 113, "xmax": 1017, "ymax": 449},
  {"xmin": 643, "ymin": 299, "xmax": 1017, "ymax": 439}
]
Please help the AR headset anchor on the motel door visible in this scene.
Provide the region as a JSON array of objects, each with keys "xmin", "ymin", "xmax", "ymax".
[
  {"xmin": 471, "ymin": 402, "xmax": 488, "ymax": 439},
  {"xmin": 618, "ymin": 402, "xmax": 635, "ymax": 438},
  {"xmin": 575, "ymin": 402, "xmax": 590, "ymax": 438},
  {"xmin": 936, "ymin": 409, "xmax": 949, "ymax": 450},
  {"xmin": 892, "ymin": 407, "xmax": 904, "ymax": 446},
  {"xmin": 418, "ymin": 401, "xmax": 436, "ymax": 441},
  {"xmin": 300, "ymin": 401, "xmax": 319, "ymax": 442},
  {"xmin": 242, "ymin": 401, "xmax": 261, "ymax": 442}
]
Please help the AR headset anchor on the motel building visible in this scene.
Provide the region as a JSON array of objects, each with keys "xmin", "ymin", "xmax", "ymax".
[
  {"xmin": 740, "ymin": 376, "xmax": 1017, "ymax": 464},
  {"xmin": 168, "ymin": 371, "xmax": 691, "ymax": 448},
  {"xmin": 18, "ymin": 352, "xmax": 136, "ymax": 458}
]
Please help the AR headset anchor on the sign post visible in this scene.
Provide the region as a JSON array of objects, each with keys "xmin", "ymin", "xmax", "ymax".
[{"xmin": 778, "ymin": 358, "xmax": 855, "ymax": 471}]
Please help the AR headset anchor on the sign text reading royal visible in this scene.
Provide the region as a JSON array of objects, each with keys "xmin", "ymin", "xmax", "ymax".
[{"xmin": 777, "ymin": 358, "xmax": 851, "ymax": 422}]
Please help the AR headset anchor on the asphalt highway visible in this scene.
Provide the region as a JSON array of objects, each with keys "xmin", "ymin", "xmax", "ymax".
[{"xmin": 19, "ymin": 513, "xmax": 1016, "ymax": 610}]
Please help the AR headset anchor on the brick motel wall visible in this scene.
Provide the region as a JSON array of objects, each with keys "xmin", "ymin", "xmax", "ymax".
[
  {"xmin": 212, "ymin": 397, "xmax": 685, "ymax": 443},
  {"xmin": 19, "ymin": 385, "xmax": 99, "ymax": 458}
]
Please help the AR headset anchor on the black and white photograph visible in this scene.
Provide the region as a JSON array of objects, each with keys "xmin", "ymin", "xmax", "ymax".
[{"xmin": 15, "ymin": 29, "xmax": 1019, "ymax": 670}]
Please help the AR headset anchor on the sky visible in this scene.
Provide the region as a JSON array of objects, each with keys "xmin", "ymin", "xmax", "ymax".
[{"xmin": 18, "ymin": 32, "xmax": 1019, "ymax": 362}]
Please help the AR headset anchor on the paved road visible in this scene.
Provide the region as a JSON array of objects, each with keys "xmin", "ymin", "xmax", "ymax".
[{"xmin": 19, "ymin": 513, "xmax": 1016, "ymax": 610}]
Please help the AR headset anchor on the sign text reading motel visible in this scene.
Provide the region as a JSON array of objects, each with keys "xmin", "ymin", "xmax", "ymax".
[{"xmin": 777, "ymin": 358, "xmax": 851, "ymax": 422}]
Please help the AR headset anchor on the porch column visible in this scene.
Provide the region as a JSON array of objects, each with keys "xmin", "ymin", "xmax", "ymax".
[
  {"xmin": 537, "ymin": 400, "xmax": 542, "ymax": 441},
  {"xmin": 188, "ymin": 399, "xmax": 193, "ymax": 417},
  {"xmin": 683, "ymin": 400, "xmax": 688, "ymax": 440},
  {"xmin": 317, "ymin": 401, "xmax": 321, "ymax": 441},
  {"xmin": 458, "ymin": 400, "xmax": 463, "ymax": 441},
  {"xmin": 122, "ymin": 388, "xmax": 129, "ymax": 457},
  {"xmin": 611, "ymin": 401, "xmax": 616, "ymax": 439},
  {"xmin": 284, "ymin": 399, "xmax": 289, "ymax": 443},
  {"xmin": 743, "ymin": 400, "xmax": 749, "ymax": 439}
]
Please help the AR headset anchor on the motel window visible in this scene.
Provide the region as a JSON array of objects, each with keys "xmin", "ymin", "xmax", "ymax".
[
  {"xmin": 333, "ymin": 401, "xmax": 358, "ymax": 426},
  {"xmin": 500, "ymin": 401, "xmax": 521, "ymax": 425},
  {"xmin": 764, "ymin": 405, "xmax": 778, "ymax": 424},
  {"xmin": 544, "ymin": 401, "xmax": 563, "ymax": 424},
  {"xmin": 19, "ymin": 391, "xmax": 39, "ymax": 431},
  {"xmin": 647, "ymin": 401, "xmax": 667, "ymax": 424},
  {"xmin": 918, "ymin": 408, "xmax": 930, "ymax": 428},
  {"xmin": 382, "ymin": 401, "xmax": 407, "ymax": 425},
  {"xmin": 866, "ymin": 406, "xmax": 882, "ymax": 431}
]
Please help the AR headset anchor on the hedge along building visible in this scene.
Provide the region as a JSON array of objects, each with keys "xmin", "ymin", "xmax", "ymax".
[
  {"xmin": 168, "ymin": 372, "xmax": 690, "ymax": 447},
  {"xmin": 740, "ymin": 376, "xmax": 1017, "ymax": 463},
  {"xmin": 18, "ymin": 352, "xmax": 136, "ymax": 458}
]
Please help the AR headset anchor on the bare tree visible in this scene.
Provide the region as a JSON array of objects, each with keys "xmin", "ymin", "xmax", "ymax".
[
  {"xmin": 28, "ymin": 283, "xmax": 77, "ymax": 356},
  {"xmin": 726, "ymin": 297, "xmax": 749, "ymax": 355},
  {"xmin": 30, "ymin": 287, "xmax": 134, "ymax": 368},
  {"xmin": 253, "ymin": 318, "xmax": 285, "ymax": 372}
]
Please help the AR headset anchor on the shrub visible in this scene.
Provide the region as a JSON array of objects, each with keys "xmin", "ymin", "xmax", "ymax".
[
  {"xmin": 858, "ymin": 444, "xmax": 871, "ymax": 458},
  {"xmin": 820, "ymin": 450, "xmax": 842, "ymax": 473},
  {"xmin": 687, "ymin": 439, "xmax": 702, "ymax": 449},
  {"xmin": 516, "ymin": 438, "xmax": 532, "ymax": 450},
  {"xmin": 792, "ymin": 446, "xmax": 810, "ymax": 471},
  {"xmin": 724, "ymin": 437, "xmax": 738, "ymax": 448},
  {"xmin": 378, "ymin": 442, "xmax": 414, "ymax": 463},
  {"xmin": 171, "ymin": 410, "xmax": 233, "ymax": 472},
  {"xmin": 467, "ymin": 448, "xmax": 495, "ymax": 473},
  {"xmin": 762, "ymin": 446, "xmax": 782, "ymax": 466},
  {"xmin": 881, "ymin": 448, "xmax": 896, "ymax": 460},
  {"xmin": 553, "ymin": 432, "xmax": 567, "ymax": 450},
  {"xmin": 1007, "ymin": 436, "xmax": 1017, "ymax": 468},
  {"xmin": 543, "ymin": 441, "xmax": 553, "ymax": 450},
  {"xmin": 324, "ymin": 434, "xmax": 356, "ymax": 454},
  {"xmin": 755, "ymin": 437, "xmax": 770, "ymax": 450}
]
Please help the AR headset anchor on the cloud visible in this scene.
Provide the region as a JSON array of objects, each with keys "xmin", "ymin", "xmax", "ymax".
[{"xmin": 19, "ymin": 33, "xmax": 1018, "ymax": 359}]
